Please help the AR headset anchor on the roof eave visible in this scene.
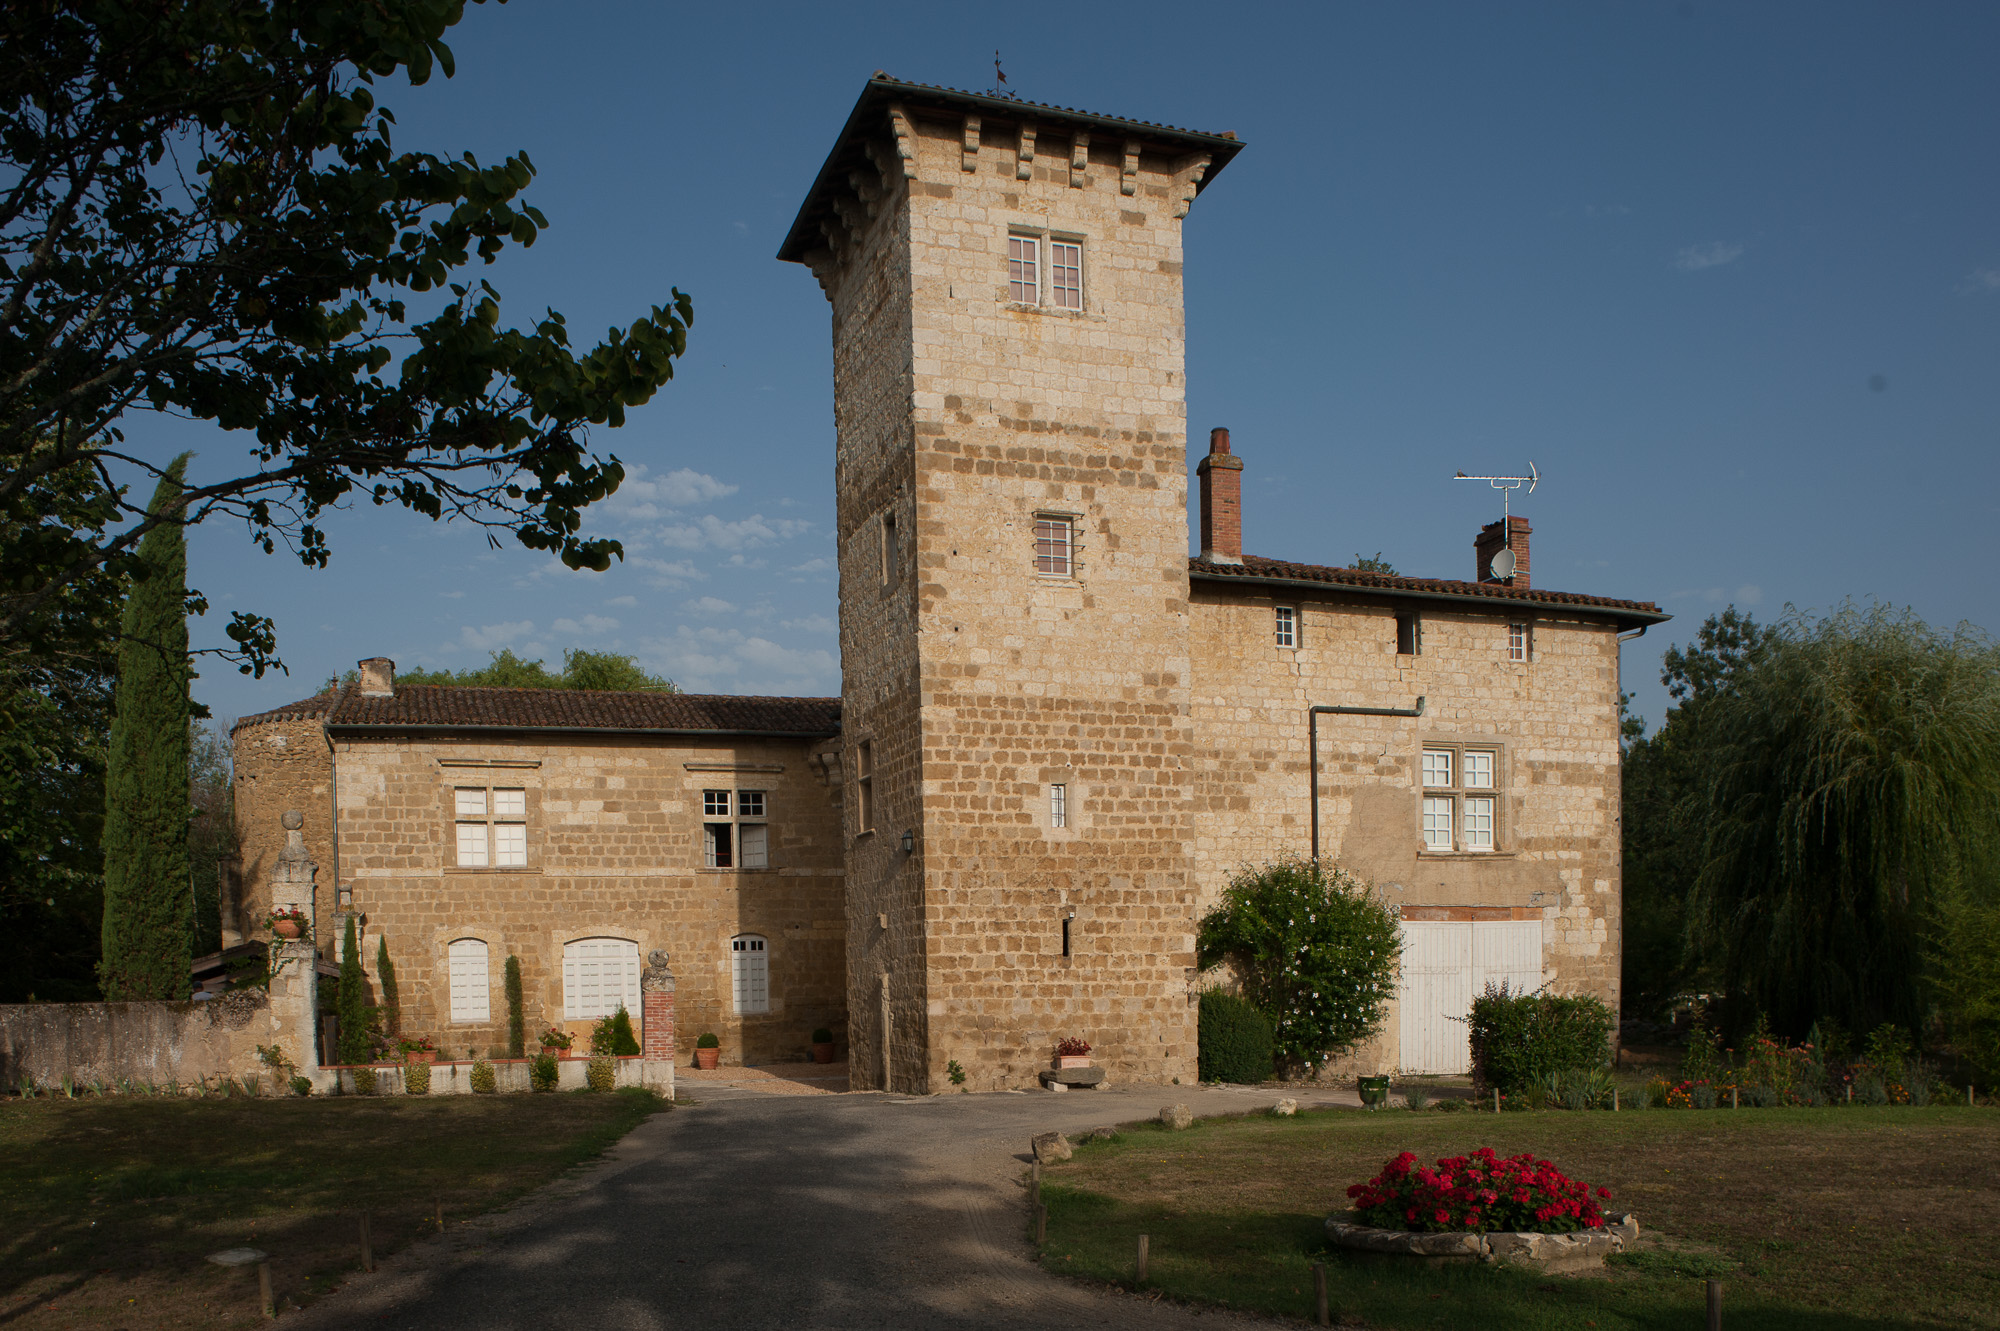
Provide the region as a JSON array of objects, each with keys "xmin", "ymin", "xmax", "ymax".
[
  {"xmin": 324, "ymin": 722, "xmax": 840, "ymax": 741},
  {"xmin": 1189, "ymin": 567, "xmax": 1672, "ymax": 630}
]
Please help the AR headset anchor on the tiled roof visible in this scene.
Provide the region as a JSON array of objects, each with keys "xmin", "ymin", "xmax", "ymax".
[
  {"xmin": 233, "ymin": 690, "xmax": 339, "ymax": 729},
  {"xmin": 862, "ymin": 74, "xmax": 1245, "ymax": 148},
  {"xmin": 1190, "ymin": 555, "xmax": 1669, "ymax": 622},
  {"xmin": 242, "ymin": 687, "xmax": 840, "ymax": 736}
]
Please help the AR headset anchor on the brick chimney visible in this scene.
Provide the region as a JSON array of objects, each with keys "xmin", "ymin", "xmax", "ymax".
[
  {"xmin": 356, "ymin": 657, "xmax": 395, "ymax": 697},
  {"xmin": 1474, "ymin": 517, "xmax": 1531, "ymax": 588},
  {"xmin": 1196, "ymin": 426, "xmax": 1243, "ymax": 564}
]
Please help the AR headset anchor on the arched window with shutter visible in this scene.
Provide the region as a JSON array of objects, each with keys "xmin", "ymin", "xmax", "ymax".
[
  {"xmin": 562, "ymin": 937, "xmax": 641, "ymax": 1022},
  {"xmin": 447, "ymin": 938, "xmax": 490, "ymax": 1022},
  {"xmin": 731, "ymin": 935, "xmax": 769, "ymax": 1015}
]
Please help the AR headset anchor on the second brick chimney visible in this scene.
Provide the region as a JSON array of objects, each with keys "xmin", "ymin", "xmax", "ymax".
[
  {"xmin": 1196, "ymin": 426, "xmax": 1244, "ymax": 564},
  {"xmin": 356, "ymin": 657, "xmax": 396, "ymax": 697},
  {"xmin": 1474, "ymin": 517, "xmax": 1531, "ymax": 588}
]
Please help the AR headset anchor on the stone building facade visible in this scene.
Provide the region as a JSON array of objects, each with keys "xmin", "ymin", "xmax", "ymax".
[{"xmin": 235, "ymin": 76, "xmax": 1664, "ymax": 1090}]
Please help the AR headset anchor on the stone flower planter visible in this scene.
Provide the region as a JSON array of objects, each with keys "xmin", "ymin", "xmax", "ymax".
[
  {"xmin": 271, "ymin": 919, "xmax": 303, "ymax": 940},
  {"xmin": 1325, "ymin": 1213, "xmax": 1639, "ymax": 1275},
  {"xmin": 1056, "ymin": 1055, "xmax": 1091, "ymax": 1070}
]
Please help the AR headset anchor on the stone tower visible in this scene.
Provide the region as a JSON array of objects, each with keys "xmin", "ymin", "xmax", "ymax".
[{"xmin": 781, "ymin": 77, "xmax": 1243, "ymax": 1091}]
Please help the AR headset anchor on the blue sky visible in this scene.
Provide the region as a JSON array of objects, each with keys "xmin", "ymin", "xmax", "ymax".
[{"xmin": 169, "ymin": 1, "xmax": 2000, "ymax": 732}]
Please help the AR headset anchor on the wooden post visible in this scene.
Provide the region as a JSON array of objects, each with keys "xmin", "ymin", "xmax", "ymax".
[
  {"xmin": 1846, "ymin": 1083, "xmax": 1852, "ymax": 1104},
  {"xmin": 1731, "ymin": 1088, "xmax": 1739, "ymax": 1110},
  {"xmin": 257, "ymin": 1261, "xmax": 274, "ymax": 1319},
  {"xmin": 435, "ymin": 1199, "xmax": 444, "ymax": 1232},
  {"xmin": 1612, "ymin": 1088, "xmax": 1619, "ymax": 1112},
  {"xmin": 1971, "ymin": 1085, "xmax": 1977, "ymax": 1108},
  {"xmin": 1031, "ymin": 1158, "xmax": 1041, "ymax": 1205},
  {"xmin": 359, "ymin": 1213, "xmax": 374, "ymax": 1271},
  {"xmin": 1313, "ymin": 1262, "xmax": 1330, "ymax": 1326},
  {"xmin": 1035, "ymin": 1204, "xmax": 1047, "ymax": 1244},
  {"xmin": 1706, "ymin": 1278, "xmax": 1722, "ymax": 1330},
  {"xmin": 1492, "ymin": 1087, "xmax": 1500, "ymax": 1113},
  {"xmin": 1136, "ymin": 1233, "xmax": 1149, "ymax": 1282}
]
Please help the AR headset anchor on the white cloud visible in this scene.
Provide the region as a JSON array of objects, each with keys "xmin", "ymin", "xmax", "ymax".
[
  {"xmin": 604, "ymin": 595, "xmax": 638, "ymax": 608},
  {"xmin": 641, "ymin": 625, "xmax": 837, "ymax": 694},
  {"xmin": 1669, "ymin": 584, "xmax": 1763, "ymax": 607},
  {"xmin": 656, "ymin": 513, "xmax": 812, "ymax": 552},
  {"xmin": 784, "ymin": 556, "xmax": 834, "ymax": 580},
  {"xmin": 1961, "ymin": 267, "xmax": 2000, "ymax": 295},
  {"xmin": 683, "ymin": 596, "xmax": 737, "ymax": 616},
  {"xmin": 457, "ymin": 620, "xmax": 536, "ymax": 651},
  {"xmin": 598, "ymin": 465, "xmax": 739, "ymax": 522},
  {"xmin": 1673, "ymin": 241, "xmax": 1745, "ymax": 272},
  {"xmin": 629, "ymin": 556, "xmax": 704, "ymax": 588},
  {"xmin": 552, "ymin": 614, "xmax": 620, "ymax": 637},
  {"xmin": 782, "ymin": 614, "xmax": 836, "ymax": 633}
]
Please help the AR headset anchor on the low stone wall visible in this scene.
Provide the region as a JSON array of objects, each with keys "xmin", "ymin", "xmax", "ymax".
[
  {"xmin": 318, "ymin": 1055, "xmax": 673, "ymax": 1097},
  {"xmin": 1325, "ymin": 1213, "xmax": 1639, "ymax": 1274},
  {"xmin": 0, "ymin": 991, "xmax": 272, "ymax": 1089}
]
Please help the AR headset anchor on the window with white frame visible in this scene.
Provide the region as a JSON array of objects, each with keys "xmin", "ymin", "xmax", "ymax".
[
  {"xmin": 1033, "ymin": 514, "xmax": 1074, "ymax": 576},
  {"xmin": 731, "ymin": 934, "xmax": 769, "ymax": 1015},
  {"xmin": 702, "ymin": 789, "xmax": 770, "ymax": 869},
  {"xmin": 1007, "ymin": 233, "xmax": 1086, "ymax": 308},
  {"xmin": 454, "ymin": 785, "xmax": 527, "ymax": 868},
  {"xmin": 1508, "ymin": 622, "xmax": 1531, "ymax": 662},
  {"xmin": 447, "ymin": 938, "xmax": 490, "ymax": 1022},
  {"xmin": 1050, "ymin": 783, "xmax": 1067, "ymax": 828},
  {"xmin": 562, "ymin": 937, "xmax": 640, "ymax": 1022},
  {"xmin": 1274, "ymin": 605, "xmax": 1298, "ymax": 648},
  {"xmin": 1420, "ymin": 744, "xmax": 1502, "ymax": 852}
]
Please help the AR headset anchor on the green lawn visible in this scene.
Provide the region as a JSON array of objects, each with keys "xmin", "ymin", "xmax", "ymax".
[
  {"xmin": 0, "ymin": 1088, "xmax": 665, "ymax": 1329},
  {"xmin": 1035, "ymin": 1103, "xmax": 2000, "ymax": 1329}
]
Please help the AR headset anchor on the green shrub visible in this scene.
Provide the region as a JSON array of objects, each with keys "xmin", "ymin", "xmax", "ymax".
[
  {"xmin": 504, "ymin": 954, "xmax": 525, "ymax": 1058},
  {"xmin": 351, "ymin": 1065, "xmax": 377, "ymax": 1095},
  {"xmin": 586, "ymin": 1056, "xmax": 616, "ymax": 1091},
  {"xmin": 1466, "ymin": 982, "xmax": 1614, "ymax": 1095},
  {"xmin": 811, "ymin": 1027, "xmax": 834, "ymax": 1044},
  {"xmin": 289, "ymin": 1074, "xmax": 313, "ymax": 1097},
  {"xmin": 404, "ymin": 1062, "xmax": 430, "ymax": 1095},
  {"xmin": 1538, "ymin": 1066, "xmax": 1616, "ymax": 1110},
  {"xmin": 375, "ymin": 934, "xmax": 401, "ymax": 1038},
  {"xmin": 695, "ymin": 1032, "xmax": 720, "ymax": 1049},
  {"xmin": 469, "ymin": 1060, "xmax": 497, "ymax": 1093},
  {"xmin": 1403, "ymin": 1082, "xmax": 1433, "ymax": 1111},
  {"xmin": 529, "ymin": 1053, "xmax": 559, "ymax": 1092},
  {"xmin": 336, "ymin": 916, "xmax": 372, "ymax": 1065},
  {"xmin": 608, "ymin": 1005, "xmax": 640, "ymax": 1056},
  {"xmin": 1197, "ymin": 989, "xmax": 1274, "ymax": 1084},
  {"xmin": 947, "ymin": 1058, "xmax": 966, "ymax": 1086},
  {"xmin": 1681, "ymin": 1022, "xmax": 1725, "ymax": 1084}
]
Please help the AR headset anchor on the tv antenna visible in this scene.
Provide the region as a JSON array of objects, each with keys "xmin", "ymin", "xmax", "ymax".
[{"xmin": 1455, "ymin": 462, "xmax": 1538, "ymax": 579}]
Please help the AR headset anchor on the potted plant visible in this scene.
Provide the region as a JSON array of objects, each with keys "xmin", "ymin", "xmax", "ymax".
[
  {"xmin": 1054, "ymin": 1036, "xmax": 1092, "ymax": 1070},
  {"xmin": 810, "ymin": 1028, "xmax": 836, "ymax": 1064},
  {"xmin": 266, "ymin": 906, "xmax": 309, "ymax": 940},
  {"xmin": 1358, "ymin": 1074, "xmax": 1392, "ymax": 1109},
  {"xmin": 400, "ymin": 1036, "xmax": 437, "ymax": 1064},
  {"xmin": 695, "ymin": 1032, "xmax": 721, "ymax": 1070},
  {"xmin": 538, "ymin": 1027, "xmax": 573, "ymax": 1057}
]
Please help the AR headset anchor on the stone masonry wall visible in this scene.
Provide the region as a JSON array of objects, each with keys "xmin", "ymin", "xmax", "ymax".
[
  {"xmin": 816, "ymin": 105, "xmax": 1213, "ymax": 1091},
  {"xmin": 231, "ymin": 709, "xmax": 336, "ymax": 947},
  {"xmin": 1188, "ymin": 585, "xmax": 1626, "ymax": 1071}
]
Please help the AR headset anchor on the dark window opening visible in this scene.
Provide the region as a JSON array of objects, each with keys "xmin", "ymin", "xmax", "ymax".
[
  {"xmin": 704, "ymin": 823, "xmax": 733, "ymax": 868},
  {"xmin": 1396, "ymin": 611, "xmax": 1421, "ymax": 656},
  {"xmin": 1061, "ymin": 916, "xmax": 1072, "ymax": 958}
]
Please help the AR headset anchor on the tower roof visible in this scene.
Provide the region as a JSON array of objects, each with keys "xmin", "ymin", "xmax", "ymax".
[{"xmin": 778, "ymin": 74, "xmax": 1247, "ymax": 263}]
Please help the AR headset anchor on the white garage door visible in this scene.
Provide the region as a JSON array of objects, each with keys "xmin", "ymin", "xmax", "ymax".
[{"xmin": 1398, "ymin": 919, "xmax": 1544, "ymax": 1074}]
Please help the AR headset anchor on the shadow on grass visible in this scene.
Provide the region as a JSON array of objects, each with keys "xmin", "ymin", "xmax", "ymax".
[{"xmin": 1037, "ymin": 1184, "xmax": 1942, "ymax": 1331}]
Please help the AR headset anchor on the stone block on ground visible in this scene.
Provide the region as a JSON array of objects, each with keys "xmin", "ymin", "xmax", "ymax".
[
  {"xmin": 1271, "ymin": 1097, "xmax": 1298, "ymax": 1116},
  {"xmin": 1038, "ymin": 1066, "xmax": 1105, "ymax": 1088},
  {"xmin": 1158, "ymin": 1103, "xmax": 1193, "ymax": 1130},
  {"xmin": 1077, "ymin": 1125, "xmax": 1119, "ymax": 1143},
  {"xmin": 1031, "ymin": 1131, "xmax": 1073, "ymax": 1164}
]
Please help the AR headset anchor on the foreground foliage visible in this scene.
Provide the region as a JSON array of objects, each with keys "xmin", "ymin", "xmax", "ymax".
[
  {"xmin": 1197, "ymin": 988, "xmax": 1275, "ymax": 1084},
  {"xmin": 1467, "ymin": 982, "xmax": 1615, "ymax": 1096},
  {"xmin": 1196, "ymin": 858, "xmax": 1401, "ymax": 1073}
]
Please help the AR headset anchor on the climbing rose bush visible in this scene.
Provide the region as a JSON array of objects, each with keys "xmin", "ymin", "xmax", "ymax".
[{"xmin": 1346, "ymin": 1148, "xmax": 1611, "ymax": 1234}]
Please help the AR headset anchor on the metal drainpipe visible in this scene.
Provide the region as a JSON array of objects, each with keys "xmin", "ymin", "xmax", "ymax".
[{"xmin": 1309, "ymin": 698, "xmax": 1427, "ymax": 862}]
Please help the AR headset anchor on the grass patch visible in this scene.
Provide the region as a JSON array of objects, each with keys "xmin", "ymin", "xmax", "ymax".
[
  {"xmin": 0, "ymin": 1087, "xmax": 665, "ymax": 1328},
  {"xmin": 1036, "ymin": 1105, "xmax": 2000, "ymax": 1329}
]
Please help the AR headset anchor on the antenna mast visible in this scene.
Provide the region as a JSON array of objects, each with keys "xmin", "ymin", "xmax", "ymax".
[{"xmin": 1453, "ymin": 461, "xmax": 1540, "ymax": 527}]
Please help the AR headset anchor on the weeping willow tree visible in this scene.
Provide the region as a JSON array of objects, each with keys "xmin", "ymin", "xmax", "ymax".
[{"xmin": 1689, "ymin": 604, "xmax": 2000, "ymax": 1040}]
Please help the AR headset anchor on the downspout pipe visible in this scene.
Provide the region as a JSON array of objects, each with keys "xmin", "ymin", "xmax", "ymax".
[{"xmin": 1309, "ymin": 698, "xmax": 1427, "ymax": 863}]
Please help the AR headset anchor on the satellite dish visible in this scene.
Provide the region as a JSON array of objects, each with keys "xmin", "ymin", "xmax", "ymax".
[{"xmin": 1489, "ymin": 548, "xmax": 1517, "ymax": 580}]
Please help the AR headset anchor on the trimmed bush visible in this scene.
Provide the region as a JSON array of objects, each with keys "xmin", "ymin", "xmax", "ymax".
[
  {"xmin": 288, "ymin": 1074, "xmax": 313, "ymax": 1097},
  {"xmin": 336, "ymin": 916, "xmax": 371, "ymax": 1066},
  {"xmin": 1197, "ymin": 989, "xmax": 1274, "ymax": 1084},
  {"xmin": 586, "ymin": 1056, "xmax": 616, "ymax": 1091},
  {"xmin": 695, "ymin": 1032, "xmax": 720, "ymax": 1049},
  {"xmin": 469, "ymin": 1060, "xmax": 497, "ymax": 1094},
  {"xmin": 504, "ymin": 955, "xmax": 525, "ymax": 1058},
  {"xmin": 404, "ymin": 1062, "xmax": 430, "ymax": 1095},
  {"xmin": 529, "ymin": 1053, "xmax": 559, "ymax": 1092},
  {"xmin": 608, "ymin": 1005, "xmax": 640, "ymax": 1056},
  {"xmin": 351, "ymin": 1065, "xmax": 377, "ymax": 1096},
  {"xmin": 1466, "ymin": 982, "xmax": 1614, "ymax": 1095},
  {"xmin": 811, "ymin": 1027, "xmax": 834, "ymax": 1044},
  {"xmin": 375, "ymin": 935, "xmax": 401, "ymax": 1038}
]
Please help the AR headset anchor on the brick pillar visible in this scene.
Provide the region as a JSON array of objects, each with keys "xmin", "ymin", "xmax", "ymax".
[
  {"xmin": 1475, "ymin": 516, "xmax": 1531, "ymax": 588},
  {"xmin": 1195, "ymin": 426, "xmax": 1244, "ymax": 564},
  {"xmin": 640, "ymin": 949, "xmax": 677, "ymax": 1098}
]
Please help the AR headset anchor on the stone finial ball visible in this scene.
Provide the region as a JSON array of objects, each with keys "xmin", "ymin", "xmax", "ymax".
[{"xmin": 281, "ymin": 810, "xmax": 304, "ymax": 830}]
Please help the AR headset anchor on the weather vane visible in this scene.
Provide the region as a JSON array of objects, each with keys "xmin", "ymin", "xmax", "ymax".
[{"xmin": 992, "ymin": 50, "xmax": 1013, "ymax": 98}]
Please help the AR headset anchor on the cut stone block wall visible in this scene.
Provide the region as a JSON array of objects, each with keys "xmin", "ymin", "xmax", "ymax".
[{"xmin": 0, "ymin": 990, "xmax": 273, "ymax": 1088}]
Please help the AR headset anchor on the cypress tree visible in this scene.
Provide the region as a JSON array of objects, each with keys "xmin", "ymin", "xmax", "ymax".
[
  {"xmin": 98, "ymin": 457, "xmax": 194, "ymax": 1000},
  {"xmin": 504, "ymin": 954, "xmax": 524, "ymax": 1057},
  {"xmin": 375, "ymin": 934, "xmax": 401, "ymax": 1038},
  {"xmin": 337, "ymin": 915, "xmax": 370, "ymax": 1064}
]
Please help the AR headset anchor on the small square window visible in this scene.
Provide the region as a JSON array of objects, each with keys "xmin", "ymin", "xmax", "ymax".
[
  {"xmin": 1508, "ymin": 622, "xmax": 1530, "ymax": 662},
  {"xmin": 1422, "ymin": 749, "xmax": 1453, "ymax": 788},
  {"xmin": 1396, "ymin": 611, "xmax": 1421, "ymax": 656},
  {"xmin": 1050, "ymin": 784, "xmax": 1067, "ymax": 829},
  {"xmin": 1008, "ymin": 234, "xmax": 1040, "ymax": 303},
  {"xmin": 1463, "ymin": 751, "xmax": 1495, "ymax": 789},
  {"xmin": 455, "ymin": 788, "xmax": 487, "ymax": 819},
  {"xmin": 1463, "ymin": 796, "xmax": 1495, "ymax": 851},
  {"xmin": 1049, "ymin": 241, "xmax": 1082, "ymax": 309},
  {"xmin": 493, "ymin": 822, "xmax": 527, "ymax": 867},
  {"xmin": 455, "ymin": 821, "xmax": 488, "ymax": 868},
  {"xmin": 1421, "ymin": 796, "xmax": 1455, "ymax": 851},
  {"xmin": 738, "ymin": 790, "xmax": 766, "ymax": 818},
  {"xmin": 1033, "ymin": 515, "xmax": 1074, "ymax": 577},
  {"xmin": 1274, "ymin": 605, "xmax": 1297, "ymax": 649},
  {"xmin": 493, "ymin": 788, "xmax": 526, "ymax": 819},
  {"xmin": 703, "ymin": 789, "xmax": 730, "ymax": 818}
]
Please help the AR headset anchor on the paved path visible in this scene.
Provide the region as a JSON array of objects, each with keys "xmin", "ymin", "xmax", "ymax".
[{"xmin": 290, "ymin": 1080, "xmax": 1360, "ymax": 1330}]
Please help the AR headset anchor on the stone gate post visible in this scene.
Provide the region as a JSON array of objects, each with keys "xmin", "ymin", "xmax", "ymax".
[
  {"xmin": 266, "ymin": 810, "xmax": 320, "ymax": 1085},
  {"xmin": 640, "ymin": 949, "xmax": 676, "ymax": 1099}
]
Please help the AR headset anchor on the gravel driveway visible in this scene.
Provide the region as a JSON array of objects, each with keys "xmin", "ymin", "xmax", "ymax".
[{"xmin": 285, "ymin": 1080, "xmax": 1356, "ymax": 1330}]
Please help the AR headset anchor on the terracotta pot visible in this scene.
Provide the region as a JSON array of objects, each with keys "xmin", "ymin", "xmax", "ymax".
[
  {"xmin": 539, "ymin": 1045, "xmax": 566, "ymax": 1058},
  {"xmin": 271, "ymin": 919, "xmax": 303, "ymax": 940},
  {"xmin": 404, "ymin": 1049, "xmax": 437, "ymax": 1064},
  {"xmin": 1057, "ymin": 1055, "xmax": 1091, "ymax": 1070},
  {"xmin": 695, "ymin": 1047, "xmax": 720, "ymax": 1070},
  {"xmin": 812, "ymin": 1042, "xmax": 836, "ymax": 1064}
]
